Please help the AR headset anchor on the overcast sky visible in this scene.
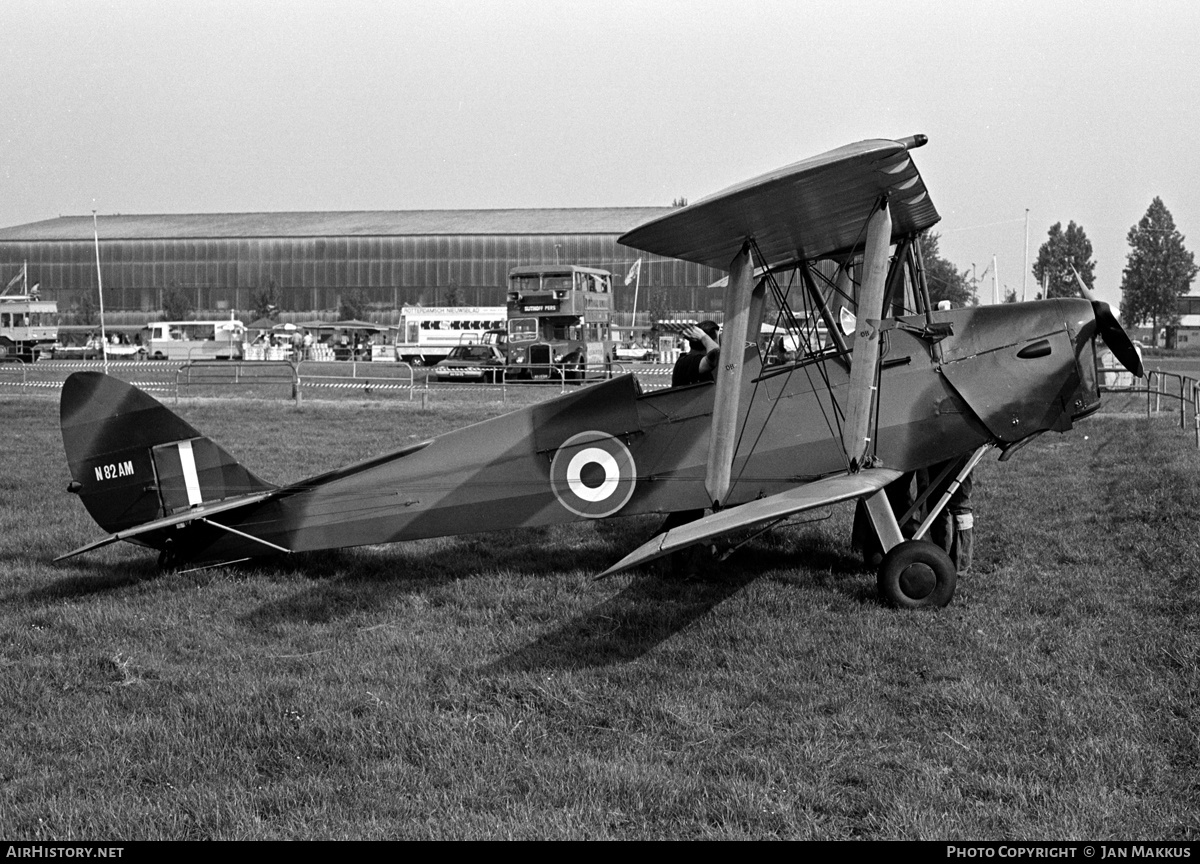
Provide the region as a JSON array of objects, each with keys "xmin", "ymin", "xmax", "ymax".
[{"xmin": 3, "ymin": 0, "xmax": 1196, "ymax": 308}]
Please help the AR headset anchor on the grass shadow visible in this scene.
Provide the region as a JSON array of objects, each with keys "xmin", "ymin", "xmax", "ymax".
[
  {"xmin": 13, "ymin": 557, "xmax": 159, "ymax": 605},
  {"xmin": 486, "ymin": 566, "xmax": 760, "ymax": 673},
  {"xmin": 235, "ymin": 529, "xmax": 625, "ymax": 630},
  {"xmin": 486, "ymin": 528, "xmax": 879, "ymax": 672}
]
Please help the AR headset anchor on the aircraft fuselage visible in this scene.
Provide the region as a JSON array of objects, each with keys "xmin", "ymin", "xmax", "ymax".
[{"xmin": 164, "ymin": 298, "xmax": 1100, "ymax": 563}]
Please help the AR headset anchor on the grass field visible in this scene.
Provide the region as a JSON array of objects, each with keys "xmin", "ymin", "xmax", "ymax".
[{"xmin": 1, "ymin": 388, "xmax": 1197, "ymax": 840}]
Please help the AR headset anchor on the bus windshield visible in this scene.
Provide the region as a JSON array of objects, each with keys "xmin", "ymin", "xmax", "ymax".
[{"xmin": 508, "ymin": 318, "xmax": 538, "ymax": 342}]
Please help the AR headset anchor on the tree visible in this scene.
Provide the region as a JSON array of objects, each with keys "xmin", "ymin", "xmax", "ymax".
[
  {"xmin": 75, "ymin": 293, "xmax": 97, "ymax": 325},
  {"xmin": 252, "ymin": 279, "xmax": 279, "ymax": 321},
  {"xmin": 162, "ymin": 284, "xmax": 194, "ymax": 320},
  {"xmin": 1119, "ymin": 197, "xmax": 1198, "ymax": 347},
  {"xmin": 919, "ymin": 232, "xmax": 973, "ymax": 307},
  {"xmin": 338, "ymin": 289, "xmax": 369, "ymax": 321},
  {"xmin": 1032, "ymin": 221, "xmax": 1095, "ymax": 299}
]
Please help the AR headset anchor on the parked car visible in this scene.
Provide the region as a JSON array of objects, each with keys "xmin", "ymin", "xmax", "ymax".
[
  {"xmin": 52, "ymin": 332, "xmax": 146, "ymax": 360},
  {"xmin": 431, "ymin": 344, "xmax": 507, "ymax": 383},
  {"xmin": 614, "ymin": 342, "xmax": 656, "ymax": 362}
]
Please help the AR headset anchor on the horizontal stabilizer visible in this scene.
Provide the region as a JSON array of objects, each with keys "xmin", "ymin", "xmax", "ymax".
[
  {"xmin": 598, "ymin": 467, "xmax": 902, "ymax": 578},
  {"xmin": 54, "ymin": 490, "xmax": 280, "ymax": 562}
]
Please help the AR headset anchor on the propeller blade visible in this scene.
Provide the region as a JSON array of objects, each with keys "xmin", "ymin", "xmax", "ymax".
[
  {"xmin": 1069, "ymin": 262, "xmax": 1097, "ymax": 303},
  {"xmin": 1069, "ymin": 263, "xmax": 1143, "ymax": 378},
  {"xmin": 1093, "ymin": 300, "xmax": 1144, "ymax": 378}
]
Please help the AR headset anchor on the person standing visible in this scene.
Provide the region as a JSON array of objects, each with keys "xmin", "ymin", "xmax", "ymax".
[
  {"xmin": 671, "ymin": 321, "xmax": 720, "ymax": 387},
  {"xmin": 927, "ymin": 463, "xmax": 974, "ymax": 574}
]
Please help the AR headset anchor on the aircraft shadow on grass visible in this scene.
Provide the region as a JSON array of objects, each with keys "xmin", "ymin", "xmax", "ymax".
[
  {"xmin": 487, "ymin": 538, "xmax": 871, "ymax": 673},
  {"xmin": 25, "ymin": 517, "xmax": 873, "ymax": 670}
]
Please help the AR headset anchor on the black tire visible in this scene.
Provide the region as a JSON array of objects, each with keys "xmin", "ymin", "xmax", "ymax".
[
  {"xmin": 157, "ymin": 541, "xmax": 178, "ymax": 571},
  {"xmin": 877, "ymin": 539, "xmax": 957, "ymax": 609}
]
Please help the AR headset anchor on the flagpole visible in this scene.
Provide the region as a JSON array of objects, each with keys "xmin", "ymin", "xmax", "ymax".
[
  {"xmin": 92, "ymin": 209, "xmax": 109, "ymax": 373},
  {"xmin": 1022, "ymin": 209, "xmax": 1029, "ymax": 302},
  {"xmin": 631, "ymin": 265, "xmax": 641, "ymax": 343}
]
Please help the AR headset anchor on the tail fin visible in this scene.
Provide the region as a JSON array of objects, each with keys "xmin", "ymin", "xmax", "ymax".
[{"xmin": 60, "ymin": 372, "xmax": 274, "ymax": 534}]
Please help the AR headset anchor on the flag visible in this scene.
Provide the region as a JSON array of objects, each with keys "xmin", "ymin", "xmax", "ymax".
[{"xmin": 624, "ymin": 258, "xmax": 642, "ymax": 286}]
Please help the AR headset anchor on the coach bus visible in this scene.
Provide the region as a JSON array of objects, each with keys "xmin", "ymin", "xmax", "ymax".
[
  {"xmin": 504, "ymin": 265, "xmax": 613, "ymax": 381},
  {"xmin": 144, "ymin": 319, "xmax": 245, "ymax": 361},
  {"xmin": 391, "ymin": 306, "xmax": 507, "ymax": 364}
]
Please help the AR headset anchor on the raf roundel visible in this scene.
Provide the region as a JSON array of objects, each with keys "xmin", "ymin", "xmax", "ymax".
[{"xmin": 550, "ymin": 431, "xmax": 637, "ymax": 518}]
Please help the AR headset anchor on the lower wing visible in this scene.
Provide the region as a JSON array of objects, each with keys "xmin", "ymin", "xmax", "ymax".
[{"xmin": 598, "ymin": 467, "xmax": 903, "ymax": 577}]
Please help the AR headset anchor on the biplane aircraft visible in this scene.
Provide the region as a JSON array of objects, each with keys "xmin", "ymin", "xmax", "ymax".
[{"xmin": 56, "ymin": 135, "xmax": 1143, "ymax": 607}]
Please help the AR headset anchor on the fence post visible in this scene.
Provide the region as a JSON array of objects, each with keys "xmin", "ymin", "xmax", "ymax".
[
  {"xmin": 401, "ymin": 361, "xmax": 414, "ymax": 403},
  {"xmin": 1181, "ymin": 375, "xmax": 1186, "ymax": 431},
  {"xmin": 1194, "ymin": 382, "xmax": 1200, "ymax": 449},
  {"xmin": 292, "ymin": 362, "xmax": 302, "ymax": 406}
]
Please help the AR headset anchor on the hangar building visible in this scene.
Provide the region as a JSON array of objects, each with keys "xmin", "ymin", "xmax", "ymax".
[{"xmin": 0, "ymin": 209, "xmax": 725, "ymax": 321}]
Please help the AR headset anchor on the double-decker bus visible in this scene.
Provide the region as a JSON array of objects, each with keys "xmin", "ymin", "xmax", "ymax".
[
  {"xmin": 0, "ymin": 293, "xmax": 57, "ymax": 362},
  {"xmin": 504, "ymin": 265, "xmax": 613, "ymax": 380},
  {"xmin": 391, "ymin": 306, "xmax": 507, "ymax": 364},
  {"xmin": 144, "ymin": 320, "xmax": 245, "ymax": 361}
]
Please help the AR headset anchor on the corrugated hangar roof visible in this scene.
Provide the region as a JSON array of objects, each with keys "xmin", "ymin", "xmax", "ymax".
[{"xmin": 0, "ymin": 208, "xmax": 673, "ymax": 241}]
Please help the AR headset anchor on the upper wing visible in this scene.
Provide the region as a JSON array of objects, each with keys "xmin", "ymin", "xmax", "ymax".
[
  {"xmin": 597, "ymin": 467, "xmax": 903, "ymax": 577},
  {"xmin": 619, "ymin": 136, "xmax": 938, "ymax": 271}
]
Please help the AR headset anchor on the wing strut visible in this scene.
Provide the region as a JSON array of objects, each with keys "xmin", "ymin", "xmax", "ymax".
[
  {"xmin": 840, "ymin": 197, "xmax": 892, "ymax": 470},
  {"xmin": 705, "ymin": 242, "xmax": 763, "ymax": 508}
]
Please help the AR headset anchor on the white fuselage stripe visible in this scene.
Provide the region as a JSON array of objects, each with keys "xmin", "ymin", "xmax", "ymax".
[{"xmin": 178, "ymin": 440, "xmax": 203, "ymax": 506}]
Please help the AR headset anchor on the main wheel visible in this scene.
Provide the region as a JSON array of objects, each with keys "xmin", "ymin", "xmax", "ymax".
[
  {"xmin": 157, "ymin": 540, "xmax": 178, "ymax": 571},
  {"xmin": 877, "ymin": 539, "xmax": 957, "ymax": 609}
]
